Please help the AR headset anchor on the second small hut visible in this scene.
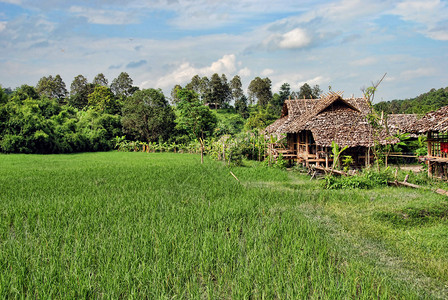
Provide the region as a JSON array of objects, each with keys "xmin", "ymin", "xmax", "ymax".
[{"xmin": 405, "ymin": 105, "xmax": 448, "ymax": 178}]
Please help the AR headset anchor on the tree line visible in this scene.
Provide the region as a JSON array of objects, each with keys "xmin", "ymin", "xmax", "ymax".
[
  {"xmin": 0, "ymin": 72, "xmax": 321, "ymax": 154},
  {"xmin": 373, "ymin": 87, "xmax": 448, "ymax": 115}
]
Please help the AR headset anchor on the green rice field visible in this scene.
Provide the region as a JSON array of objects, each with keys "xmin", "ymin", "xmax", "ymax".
[{"xmin": 1, "ymin": 152, "xmax": 447, "ymax": 298}]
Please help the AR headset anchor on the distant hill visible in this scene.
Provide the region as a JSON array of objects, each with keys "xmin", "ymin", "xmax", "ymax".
[{"xmin": 374, "ymin": 87, "xmax": 448, "ymax": 115}]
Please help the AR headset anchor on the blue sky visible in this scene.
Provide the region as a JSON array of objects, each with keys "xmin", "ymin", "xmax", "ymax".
[{"xmin": 1, "ymin": 0, "xmax": 447, "ymax": 102}]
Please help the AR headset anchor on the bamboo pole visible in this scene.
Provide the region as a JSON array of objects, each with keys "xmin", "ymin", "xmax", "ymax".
[{"xmin": 428, "ymin": 136, "xmax": 432, "ymax": 177}]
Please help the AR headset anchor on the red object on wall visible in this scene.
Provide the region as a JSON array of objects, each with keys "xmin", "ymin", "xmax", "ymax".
[{"xmin": 441, "ymin": 142, "xmax": 448, "ymax": 153}]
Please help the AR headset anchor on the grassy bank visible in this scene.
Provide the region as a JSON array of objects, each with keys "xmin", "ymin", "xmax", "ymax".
[{"xmin": 0, "ymin": 152, "xmax": 446, "ymax": 298}]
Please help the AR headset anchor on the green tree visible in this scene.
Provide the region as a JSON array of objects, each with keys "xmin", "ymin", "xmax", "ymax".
[
  {"xmin": 175, "ymin": 88, "xmax": 217, "ymax": 163},
  {"xmin": 279, "ymin": 83, "xmax": 291, "ymax": 100},
  {"xmin": 298, "ymin": 83, "xmax": 313, "ymax": 99},
  {"xmin": 185, "ymin": 75, "xmax": 202, "ymax": 94},
  {"xmin": 244, "ymin": 105, "xmax": 278, "ymax": 131},
  {"xmin": 270, "ymin": 93, "xmax": 283, "ymax": 117},
  {"xmin": 88, "ymin": 86, "xmax": 119, "ymax": 114},
  {"xmin": 93, "ymin": 73, "xmax": 109, "ymax": 87},
  {"xmin": 230, "ymin": 75, "xmax": 244, "ymax": 104},
  {"xmin": 0, "ymin": 93, "xmax": 121, "ymax": 154},
  {"xmin": 170, "ymin": 84, "xmax": 183, "ymax": 105},
  {"xmin": 270, "ymin": 82, "xmax": 291, "ymax": 116},
  {"xmin": 208, "ymin": 73, "xmax": 231, "ymax": 107},
  {"xmin": 36, "ymin": 75, "xmax": 68, "ymax": 102},
  {"xmin": 312, "ymin": 85, "xmax": 322, "ymax": 99},
  {"xmin": 0, "ymin": 98, "xmax": 56, "ymax": 153},
  {"xmin": 220, "ymin": 74, "xmax": 231, "ymax": 106},
  {"xmin": 70, "ymin": 75, "xmax": 88, "ymax": 96},
  {"xmin": 69, "ymin": 75, "xmax": 95, "ymax": 109},
  {"xmin": 11, "ymin": 85, "xmax": 40, "ymax": 102},
  {"xmin": 121, "ymin": 88, "xmax": 175, "ymax": 143},
  {"xmin": 373, "ymin": 86, "xmax": 448, "ymax": 114},
  {"xmin": 248, "ymin": 77, "xmax": 272, "ymax": 107},
  {"xmin": 200, "ymin": 76, "xmax": 212, "ymax": 104},
  {"xmin": 111, "ymin": 72, "xmax": 135, "ymax": 98},
  {"xmin": 235, "ymin": 95, "xmax": 249, "ymax": 119},
  {"xmin": 73, "ymin": 109, "xmax": 122, "ymax": 152},
  {"xmin": 298, "ymin": 83, "xmax": 322, "ymax": 99},
  {"xmin": 3, "ymin": 87, "xmax": 13, "ymax": 96},
  {"xmin": 0, "ymin": 85, "xmax": 8, "ymax": 105},
  {"xmin": 215, "ymin": 113, "xmax": 245, "ymax": 136}
]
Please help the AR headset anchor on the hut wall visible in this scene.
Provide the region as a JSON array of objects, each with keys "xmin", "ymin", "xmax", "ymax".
[
  {"xmin": 285, "ymin": 131, "xmax": 376, "ymax": 168},
  {"xmin": 427, "ymin": 132, "xmax": 448, "ymax": 159},
  {"xmin": 287, "ymin": 133, "xmax": 297, "ymax": 151},
  {"xmin": 426, "ymin": 132, "xmax": 448, "ymax": 179},
  {"xmin": 294, "ymin": 131, "xmax": 331, "ymax": 167}
]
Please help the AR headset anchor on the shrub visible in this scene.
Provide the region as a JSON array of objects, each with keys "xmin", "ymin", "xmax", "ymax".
[{"xmin": 324, "ymin": 169, "xmax": 392, "ymax": 189}]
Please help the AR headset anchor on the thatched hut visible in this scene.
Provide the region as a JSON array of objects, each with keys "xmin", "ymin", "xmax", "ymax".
[
  {"xmin": 265, "ymin": 92, "xmax": 397, "ymax": 167},
  {"xmin": 406, "ymin": 105, "xmax": 448, "ymax": 178}
]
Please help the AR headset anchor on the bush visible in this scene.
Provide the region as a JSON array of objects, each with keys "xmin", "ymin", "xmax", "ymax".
[
  {"xmin": 324, "ymin": 169, "xmax": 392, "ymax": 189},
  {"xmin": 0, "ymin": 98, "xmax": 122, "ymax": 154}
]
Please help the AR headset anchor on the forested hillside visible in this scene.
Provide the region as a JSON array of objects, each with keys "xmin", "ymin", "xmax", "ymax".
[{"xmin": 374, "ymin": 87, "xmax": 448, "ymax": 114}]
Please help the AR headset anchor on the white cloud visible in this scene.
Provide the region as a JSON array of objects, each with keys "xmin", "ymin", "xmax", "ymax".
[
  {"xmin": 297, "ymin": 76, "xmax": 327, "ymax": 87},
  {"xmin": 155, "ymin": 0, "xmax": 311, "ymax": 30},
  {"xmin": 69, "ymin": 6, "xmax": 137, "ymax": 25},
  {"xmin": 270, "ymin": 74, "xmax": 302, "ymax": 93},
  {"xmin": 258, "ymin": 28, "xmax": 311, "ymax": 51},
  {"xmin": 426, "ymin": 30, "xmax": 448, "ymax": 41},
  {"xmin": 147, "ymin": 54, "xmax": 238, "ymax": 90},
  {"xmin": 209, "ymin": 54, "xmax": 236, "ymax": 74},
  {"xmin": 401, "ymin": 67, "xmax": 436, "ymax": 79},
  {"xmin": 321, "ymin": 0, "xmax": 386, "ymax": 21},
  {"xmin": 393, "ymin": 0, "xmax": 441, "ymax": 24},
  {"xmin": 1, "ymin": 0, "xmax": 447, "ymax": 102},
  {"xmin": 261, "ymin": 68, "xmax": 274, "ymax": 76},
  {"xmin": 0, "ymin": 0, "xmax": 21, "ymax": 4},
  {"xmin": 384, "ymin": 76, "xmax": 396, "ymax": 82},
  {"xmin": 279, "ymin": 28, "xmax": 311, "ymax": 49},
  {"xmin": 391, "ymin": 0, "xmax": 448, "ymax": 41},
  {"xmin": 238, "ymin": 67, "xmax": 251, "ymax": 77},
  {"xmin": 351, "ymin": 57, "xmax": 377, "ymax": 66},
  {"xmin": 0, "ymin": 15, "xmax": 55, "ymax": 41}
]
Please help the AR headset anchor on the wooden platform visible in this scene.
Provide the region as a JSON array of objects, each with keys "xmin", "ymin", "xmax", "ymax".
[
  {"xmin": 420, "ymin": 156, "xmax": 448, "ymax": 163},
  {"xmin": 273, "ymin": 149, "xmax": 296, "ymax": 158}
]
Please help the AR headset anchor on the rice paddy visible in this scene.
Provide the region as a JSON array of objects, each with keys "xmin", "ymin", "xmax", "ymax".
[{"xmin": 1, "ymin": 152, "xmax": 447, "ymax": 298}]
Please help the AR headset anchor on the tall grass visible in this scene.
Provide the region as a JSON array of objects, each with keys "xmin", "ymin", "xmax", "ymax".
[{"xmin": 0, "ymin": 152, "xmax": 435, "ymax": 298}]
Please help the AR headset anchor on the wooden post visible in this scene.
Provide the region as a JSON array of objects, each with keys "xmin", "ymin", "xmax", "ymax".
[
  {"xmin": 305, "ymin": 131, "xmax": 310, "ymax": 167},
  {"xmin": 268, "ymin": 143, "xmax": 272, "ymax": 166},
  {"xmin": 385, "ymin": 154, "xmax": 388, "ymax": 168},
  {"xmin": 365, "ymin": 148, "xmax": 369, "ymax": 167},
  {"xmin": 305, "ymin": 132, "xmax": 309, "ymax": 155},
  {"xmin": 316, "ymin": 150, "xmax": 320, "ymax": 167},
  {"xmin": 427, "ymin": 133, "xmax": 432, "ymax": 177},
  {"xmin": 368, "ymin": 147, "xmax": 371, "ymax": 166}
]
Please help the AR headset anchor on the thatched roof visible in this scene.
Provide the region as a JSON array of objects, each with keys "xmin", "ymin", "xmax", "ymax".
[
  {"xmin": 265, "ymin": 93, "xmax": 397, "ymax": 147},
  {"xmin": 384, "ymin": 114, "xmax": 419, "ymax": 137},
  {"xmin": 385, "ymin": 114, "xmax": 418, "ymax": 132},
  {"xmin": 406, "ymin": 105, "xmax": 448, "ymax": 133}
]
